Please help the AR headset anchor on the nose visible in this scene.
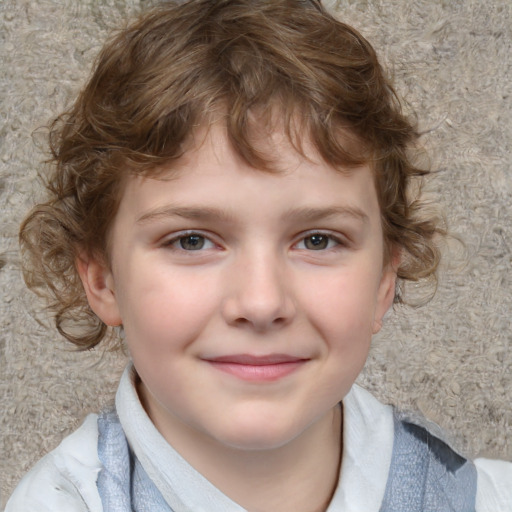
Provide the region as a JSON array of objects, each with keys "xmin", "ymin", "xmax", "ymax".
[{"xmin": 221, "ymin": 249, "xmax": 296, "ymax": 332}]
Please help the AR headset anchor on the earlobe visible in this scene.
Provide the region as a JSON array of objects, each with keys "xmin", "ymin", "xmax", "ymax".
[{"xmin": 76, "ymin": 254, "xmax": 122, "ymax": 327}]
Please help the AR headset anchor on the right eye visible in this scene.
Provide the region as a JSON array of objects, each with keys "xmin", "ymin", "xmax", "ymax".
[{"xmin": 165, "ymin": 233, "xmax": 216, "ymax": 251}]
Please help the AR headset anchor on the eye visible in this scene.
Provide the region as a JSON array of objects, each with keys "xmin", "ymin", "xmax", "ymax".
[
  {"xmin": 296, "ymin": 233, "xmax": 341, "ymax": 251},
  {"xmin": 166, "ymin": 233, "xmax": 216, "ymax": 251}
]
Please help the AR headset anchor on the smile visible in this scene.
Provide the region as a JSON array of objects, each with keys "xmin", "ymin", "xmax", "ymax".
[{"xmin": 202, "ymin": 354, "xmax": 309, "ymax": 382}]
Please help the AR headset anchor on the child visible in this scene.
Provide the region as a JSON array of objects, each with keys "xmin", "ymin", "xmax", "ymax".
[{"xmin": 6, "ymin": 0, "xmax": 511, "ymax": 510}]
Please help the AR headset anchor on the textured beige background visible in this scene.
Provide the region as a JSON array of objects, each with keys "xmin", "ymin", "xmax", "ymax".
[{"xmin": 1, "ymin": 0, "xmax": 511, "ymax": 508}]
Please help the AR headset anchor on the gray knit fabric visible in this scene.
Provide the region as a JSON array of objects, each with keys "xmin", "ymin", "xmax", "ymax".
[
  {"xmin": 380, "ymin": 414, "xmax": 477, "ymax": 511},
  {"xmin": 97, "ymin": 409, "xmax": 172, "ymax": 512}
]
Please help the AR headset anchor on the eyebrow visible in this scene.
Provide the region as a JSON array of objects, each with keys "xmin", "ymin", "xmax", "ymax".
[
  {"xmin": 282, "ymin": 206, "xmax": 369, "ymax": 224},
  {"xmin": 136, "ymin": 206, "xmax": 237, "ymax": 224},
  {"xmin": 136, "ymin": 205, "xmax": 369, "ymax": 225}
]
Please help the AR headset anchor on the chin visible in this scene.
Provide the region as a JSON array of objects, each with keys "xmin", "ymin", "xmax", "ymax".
[
  {"xmin": 210, "ymin": 416, "xmax": 305, "ymax": 452},
  {"xmin": 219, "ymin": 432, "xmax": 298, "ymax": 452}
]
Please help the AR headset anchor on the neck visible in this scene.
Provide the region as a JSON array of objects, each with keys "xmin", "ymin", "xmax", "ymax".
[
  {"xmin": 140, "ymin": 383, "xmax": 343, "ymax": 512},
  {"xmin": 211, "ymin": 405, "xmax": 343, "ymax": 512}
]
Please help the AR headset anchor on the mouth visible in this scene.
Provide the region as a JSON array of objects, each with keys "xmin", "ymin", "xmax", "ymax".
[{"xmin": 201, "ymin": 354, "xmax": 309, "ymax": 382}]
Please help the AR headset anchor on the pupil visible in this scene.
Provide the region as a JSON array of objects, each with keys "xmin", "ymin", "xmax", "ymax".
[
  {"xmin": 306, "ymin": 235, "xmax": 328, "ymax": 250},
  {"xmin": 180, "ymin": 235, "xmax": 204, "ymax": 250}
]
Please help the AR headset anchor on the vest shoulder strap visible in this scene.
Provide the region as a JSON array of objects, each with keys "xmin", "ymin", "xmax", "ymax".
[{"xmin": 97, "ymin": 409, "xmax": 173, "ymax": 512}]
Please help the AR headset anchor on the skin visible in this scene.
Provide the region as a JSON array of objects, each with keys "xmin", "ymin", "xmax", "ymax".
[{"xmin": 78, "ymin": 124, "xmax": 397, "ymax": 512}]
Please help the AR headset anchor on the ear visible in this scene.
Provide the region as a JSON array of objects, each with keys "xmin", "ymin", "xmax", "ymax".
[
  {"xmin": 372, "ymin": 251, "xmax": 400, "ymax": 334},
  {"xmin": 76, "ymin": 254, "xmax": 122, "ymax": 327}
]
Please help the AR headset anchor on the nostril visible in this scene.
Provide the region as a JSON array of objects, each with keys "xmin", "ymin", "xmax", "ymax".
[{"xmin": 229, "ymin": 314, "xmax": 289, "ymax": 332}]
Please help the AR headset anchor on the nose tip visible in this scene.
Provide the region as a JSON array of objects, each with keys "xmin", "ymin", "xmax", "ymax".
[{"xmin": 222, "ymin": 262, "xmax": 296, "ymax": 331}]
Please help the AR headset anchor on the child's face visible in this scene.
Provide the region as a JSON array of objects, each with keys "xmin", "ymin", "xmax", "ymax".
[{"xmin": 82, "ymin": 124, "xmax": 396, "ymax": 452}]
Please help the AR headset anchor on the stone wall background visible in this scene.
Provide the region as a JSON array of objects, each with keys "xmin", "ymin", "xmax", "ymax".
[{"xmin": 1, "ymin": 0, "xmax": 511, "ymax": 507}]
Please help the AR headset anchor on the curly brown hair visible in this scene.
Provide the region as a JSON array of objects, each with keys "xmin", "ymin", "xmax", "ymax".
[{"xmin": 20, "ymin": 0, "xmax": 443, "ymax": 349}]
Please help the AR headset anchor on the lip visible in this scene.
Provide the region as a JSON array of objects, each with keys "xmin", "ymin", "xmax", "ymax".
[{"xmin": 202, "ymin": 354, "xmax": 309, "ymax": 382}]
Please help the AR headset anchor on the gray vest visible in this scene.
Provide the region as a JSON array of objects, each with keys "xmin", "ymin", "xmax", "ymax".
[
  {"xmin": 380, "ymin": 414, "xmax": 477, "ymax": 511},
  {"xmin": 97, "ymin": 409, "xmax": 477, "ymax": 511}
]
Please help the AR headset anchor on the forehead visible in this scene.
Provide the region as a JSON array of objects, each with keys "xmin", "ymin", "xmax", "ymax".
[
  {"xmin": 116, "ymin": 123, "xmax": 381, "ymax": 231},
  {"xmin": 149, "ymin": 119, "xmax": 370, "ymax": 184}
]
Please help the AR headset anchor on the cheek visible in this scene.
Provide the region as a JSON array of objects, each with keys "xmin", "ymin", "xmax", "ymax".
[
  {"xmin": 116, "ymin": 265, "xmax": 221, "ymax": 354},
  {"xmin": 300, "ymin": 269, "xmax": 381, "ymax": 344}
]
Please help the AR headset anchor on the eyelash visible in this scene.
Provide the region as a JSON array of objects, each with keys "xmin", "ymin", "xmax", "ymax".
[{"xmin": 162, "ymin": 231, "xmax": 346, "ymax": 252}]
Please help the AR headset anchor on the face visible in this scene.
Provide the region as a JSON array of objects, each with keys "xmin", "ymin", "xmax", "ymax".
[{"xmin": 81, "ymin": 124, "xmax": 396, "ymax": 454}]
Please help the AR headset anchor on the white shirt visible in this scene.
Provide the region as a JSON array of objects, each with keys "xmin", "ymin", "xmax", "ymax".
[{"xmin": 6, "ymin": 365, "xmax": 512, "ymax": 511}]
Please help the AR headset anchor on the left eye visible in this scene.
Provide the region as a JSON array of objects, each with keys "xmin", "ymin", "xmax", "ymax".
[{"xmin": 296, "ymin": 234, "xmax": 340, "ymax": 251}]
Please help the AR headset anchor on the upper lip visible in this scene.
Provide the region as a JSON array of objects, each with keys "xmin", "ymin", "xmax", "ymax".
[{"xmin": 203, "ymin": 354, "xmax": 308, "ymax": 365}]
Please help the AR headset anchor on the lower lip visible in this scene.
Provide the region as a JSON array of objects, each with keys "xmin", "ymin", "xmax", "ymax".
[{"xmin": 206, "ymin": 361, "xmax": 306, "ymax": 382}]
